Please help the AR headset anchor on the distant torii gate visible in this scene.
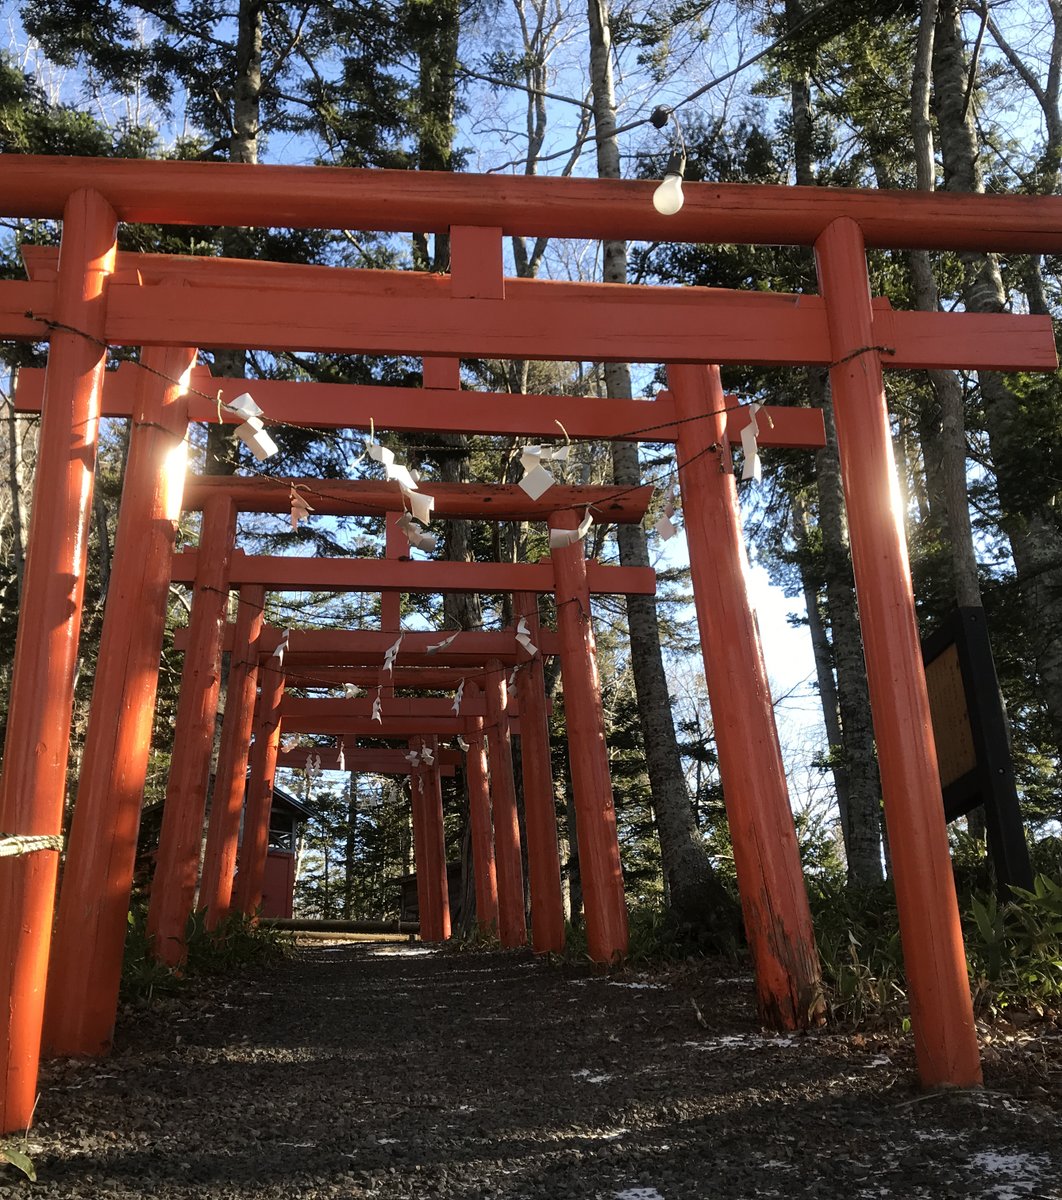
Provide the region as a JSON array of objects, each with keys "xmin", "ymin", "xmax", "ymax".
[{"xmin": 0, "ymin": 157, "xmax": 1059, "ymax": 1131}]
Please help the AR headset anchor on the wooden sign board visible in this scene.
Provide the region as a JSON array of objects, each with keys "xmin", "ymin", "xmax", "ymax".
[{"xmin": 922, "ymin": 607, "xmax": 1032, "ymax": 894}]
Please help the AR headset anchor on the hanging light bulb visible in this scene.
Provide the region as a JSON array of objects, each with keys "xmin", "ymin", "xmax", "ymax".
[{"xmin": 653, "ymin": 149, "xmax": 686, "ymax": 216}]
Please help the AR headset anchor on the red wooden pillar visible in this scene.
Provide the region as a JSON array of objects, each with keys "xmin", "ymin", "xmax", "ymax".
[
  {"xmin": 235, "ymin": 661, "xmax": 285, "ymax": 916},
  {"xmin": 483, "ymin": 660, "xmax": 527, "ymax": 948},
  {"xmin": 513, "ymin": 593, "xmax": 564, "ymax": 954},
  {"xmin": 815, "ymin": 217, "xmax": 981, "ymax": 1087},
  {"xmin": 200, "ymin": 584, "xmax": 266, "ymax": 928},
  {"xmin": 44, "ymin": 344, "xmax": 195, "ymax": 1060},
  {"xmin": 409, "ymin": 749, "xmax": 429, "ymax": 933},
  {"xmin": 548, "ymin": 513, "xmax": 629, "ymax": 962},
  {"xmin": 0, "ymin": 189, "xmax": 116, "ymax": 1132},
  {"xmin": 422, "ymin": 739, "xmax": 451, "ymax": 942},
  {"xmin": 465, "ymin": 717, "xmax": 498, "ymax": 933},
  {"xmin": 146, "ymin": 493, "xmax": 237, "ymax": 963},
  {"xmin": 409, "ymin": 740, "xmax": 444, "ymax": 940},
  {"xmin": 667, "ymin": 363, "xmax": 823, "ymax": 1030},
  {"xmin": 381, "ymin": 511, "xmax": 403, "ymax": 632}
]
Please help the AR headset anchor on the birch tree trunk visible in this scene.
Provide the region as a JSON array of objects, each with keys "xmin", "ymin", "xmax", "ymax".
[{"xmin": 585, "ymin": 0, "xmax": 734, "ymax": 929}]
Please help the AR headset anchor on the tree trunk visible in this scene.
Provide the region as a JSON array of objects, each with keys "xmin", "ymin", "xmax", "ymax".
[
  {"xmin": 934, "ymin": 1, "xmax": 1062, "ymax": 760},
  {"xmin": 5, "ymin": 367, "xmax": 27, "ymax": 598},
  {"xmin": 908, "ymin": 0, "xmax": 982, "ymax": 609},
  {"xmin": 788, "ymin": 40, "xmax": 883, "ymax": 884},
  {"xmin": 585, "ymin": 0, "xmax": 734, "ymax": 929},
  {"xmin": 792, "ymin": 494, "xmax": 851, "ymax": 835},
  {"xmin": 410, "ymin": 0, "xmax": 459, "ymax": 272},
  {"xmin": 206, "ymin": 0, "xmax": 263, "ymax": 475},
  {"xmin": 815, "ymin": 387, "xmax": 885, "ymax": 883}
]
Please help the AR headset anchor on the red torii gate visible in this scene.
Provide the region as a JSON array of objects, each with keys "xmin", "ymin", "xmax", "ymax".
[
  {"xmin": 52, "ymin": 460, "xmax": 650, "ymax": 1046},
  {"xmin": 256, "ymin": 654, "xmax": 545, "ymax": 953},
  {"xmin": 0, "ymin": 157, "xmax": 1058, "ymax": 1131}
]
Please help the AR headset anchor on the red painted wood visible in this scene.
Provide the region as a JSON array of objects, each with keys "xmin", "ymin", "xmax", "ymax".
[
  {"xmin": 549, "ymin": 512, "xmax": 628, "ymax": 963},
  {"xmin": 200, "ymin": 584, "xmax": 265, "ymax": 929},
  {"xmin": 171, "ymin": 554, "xmax": 658, "ymax": 596},
  {"xmin": 484, "ymin": 660, "xmax": 526, "ymax": 949},
  {"xmin": 277, "ymin": 751, "xmax": 457, "ymax": 775},
  {"xmin": 44, "ymin": 345, "xmax": 194, "ymax": 1061},
  {"xmin": 6, "ymin": 254, "xmax": 1052, "ymax": 370},
  {"xmin": 380, "ymin": 512, "xmax": 403, "ymax": 633},
  {"xmin": 180, "ymin": 476, "xmax": 654, "ymax": 524},
  {"xmin": 815, "ymin": 217, "xmax": 981, "ymax": 1087},
  {"xmin": 0, "ymin": 279, "xmax": 60, "ymax": 338},
  {"xmin": 0, "ymin": 189, "xmax": 116, "ymax": 1133},
  {"xmin": 178, "ymin": 626, "xmax": 563, "ymax": 662},
  {"xmin": 450, "ymin": 227, "xmax": 505, "ymax": 299},
  {"xmin": 465, "ymin": 720, "xmax": 499, "ymax": 933},
  {"xmin": 421, "ymin": 744, "xmax": 452, "ymax": 942},
  {"xmin": 668, "ymin": 363, "xmax": 823, "ymax": 1031},
  {"xmin": 15, "ymin": 360, "xmax": 828, "ymax": 449},
  {"xmin": 14, "ymin": 355, "xmax": 829, "ymax": 449},
  {"xmin": 422, "ymin": 357, "xmax": 460, "ymax": 390},
  {"xmin": 283, "ymin": 666, "xmax": 485, "ymax": 689},
  {"xmin": 235, "ymin": 664, "xmax": 285, "ymax": 916},
  {"xmin": 278, "ymin": 747, "xmax": 461, "ymax": 769},
  {"xmin": 5, "ymin": 155, "xmax": 1062, "ymax": 252},
  {"xmin": 146, "ymin": 494, "xmax": 236, "ymax": 965},
  {"xmin": 98, "ymin": 278, "xmax": 817, "ymax": 363},
  {"xmin": 281, "ymin": 649, "xmax": 548, "ymax": 669},
  {"xmin": 513, "ymin": 594, "xmax": 564, "ymax": 955},
  {"xmin": 14, "ymin": 361, "xmax": 826, "ymax": 447},
  {"xmin": 260, "ymin": 851, "xmax": 296, "ymax": 920},
  {"xmin": 281, "ymin": 696, "xmax": 513, "ymax": 720},
  {"xmin": 280, "ymin": 716, "xmax": 487, "ymax": 736},
  {"xmin": 99, "ymin": 280, "xmax": 1055, "ymax": 369}
]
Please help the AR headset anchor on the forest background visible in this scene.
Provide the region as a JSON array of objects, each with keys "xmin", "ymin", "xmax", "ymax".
[{"xmin": 0, "ymin": 0, "xmax": 1061, "ymax": 972}]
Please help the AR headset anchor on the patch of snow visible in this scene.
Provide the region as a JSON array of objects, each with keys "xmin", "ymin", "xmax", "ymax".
[
  {"xmin": 614, "ymin": 1189, "xmax": 664, "ymax": 1200},
  {"xmin": 683, "ymin": 1033, "xmax": 800, "ymax": 1051},
  {"xmin": 366, "ymin": 945, "xmax": 439, "ymax": 957},
  {"xmin": 968, "ymin": 1151, "xmax": 1050, "ymax": 1198},
  {"xmin": 608, "ymin": 981, "xmax": 667, "ymax": 990},
  {"xmin": 865, "ymin": 1055, "xmax": 892, "ymax": 1067},
  {"xmin": 572, "ymin": 1068, "xmax": 613, "ymax": 1084},
  {"xmin": 377, "ymin": 1137, "xmax": 399, "ymax": 1145}
]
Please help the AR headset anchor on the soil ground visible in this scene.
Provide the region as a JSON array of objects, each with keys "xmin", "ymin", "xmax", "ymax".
[{"xmin": 3, "ymin": 941, "xmax": 1061, "ymax": 1199}]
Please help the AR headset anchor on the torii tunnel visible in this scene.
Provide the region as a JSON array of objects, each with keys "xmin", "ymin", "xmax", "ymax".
[{"xmin": 0, "ymin": 156, "xmax": 1060, "ymax": 1131}]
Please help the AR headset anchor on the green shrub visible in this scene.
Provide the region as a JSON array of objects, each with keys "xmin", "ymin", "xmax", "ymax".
[
  {"xmin": 811, "ymin": 873, "xmax": 1062, "ymax": 1027},
  {"xmin": 120, "ymin": 905, "xmax": 294, "ymax": 1002},
  {"xmin": 966, "ymin": 874, "xmax": 1062, "ymax": 1016},
  {"xmin": 183, "ymin": 908, "xmax": 295, "ymax": 976}
]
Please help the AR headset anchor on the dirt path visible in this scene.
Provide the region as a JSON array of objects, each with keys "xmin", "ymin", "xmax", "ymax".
[{"xmin": 4, "ymin": 943, "xmax": 1060, "ymax": 1199}]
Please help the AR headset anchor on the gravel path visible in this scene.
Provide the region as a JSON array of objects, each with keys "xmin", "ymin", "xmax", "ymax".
[{"xmin": 4, "ymin": 942, "xmax": 1060, "ymax": 1199}]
